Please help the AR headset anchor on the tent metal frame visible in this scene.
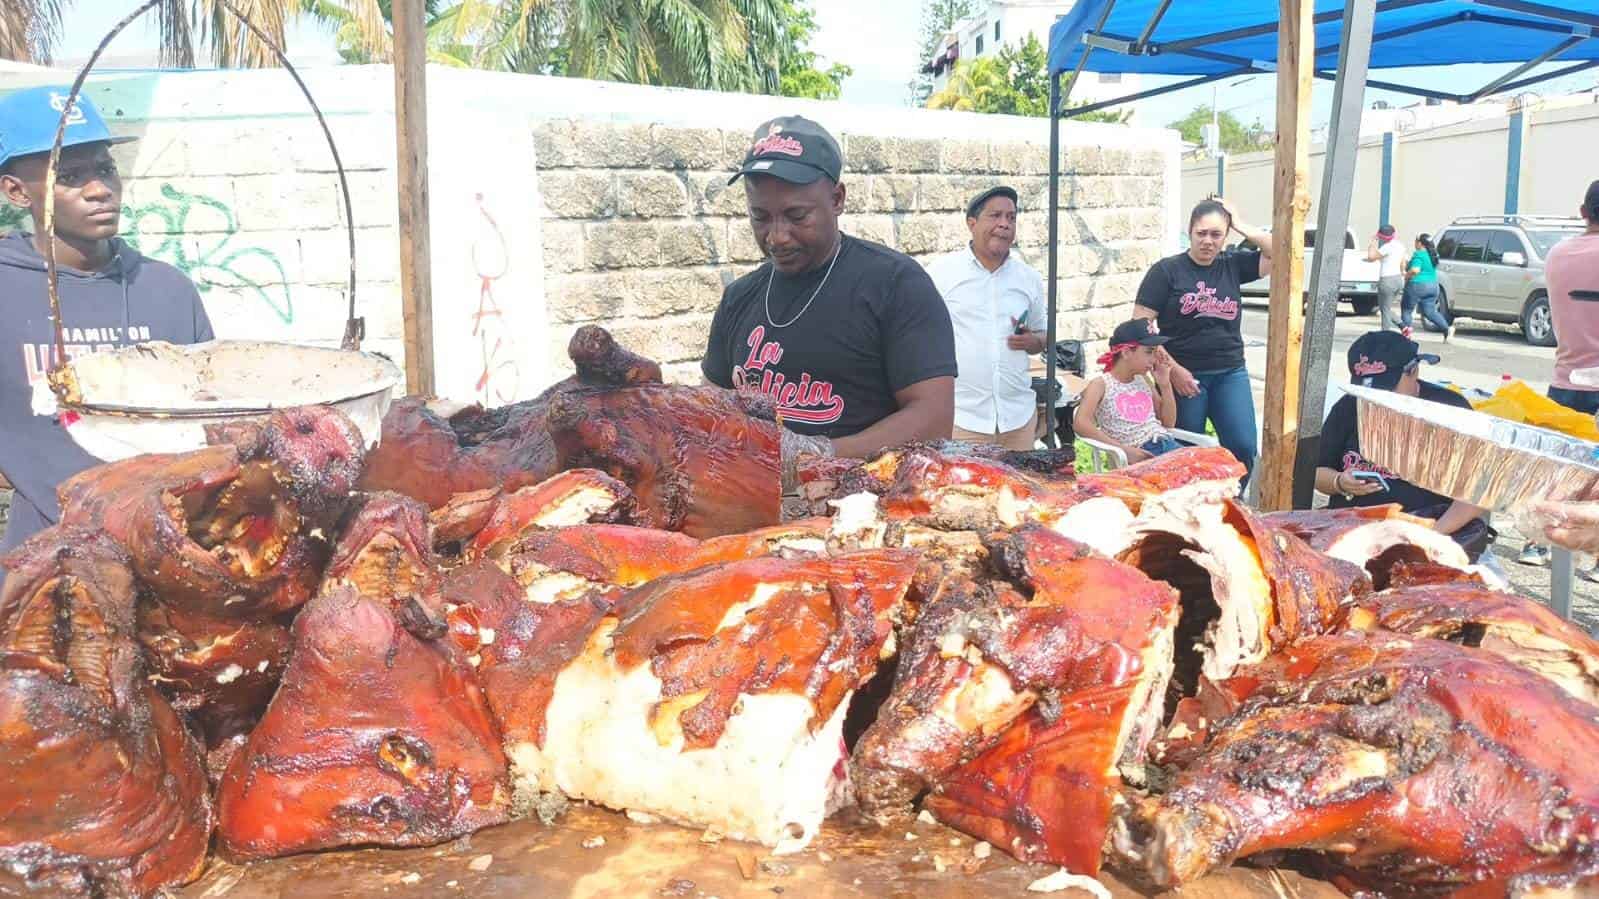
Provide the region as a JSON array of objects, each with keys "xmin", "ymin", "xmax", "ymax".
[{"xmin": 1043, "ymin": 0, "xmax": 1594, "ymax": 509}]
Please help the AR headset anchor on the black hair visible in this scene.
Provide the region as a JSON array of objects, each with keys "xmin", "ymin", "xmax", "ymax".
[
  {"xmin": 1188, "ymin": 199, "xmax": 1232, "ymax": 231},
  {"xmin": 1583, "ymin": 180, "xmax": 1599, "ymax": 223},
  {"xmin": 1417, "ymin": 232, "xmax": 1439, "ymax": 266}
]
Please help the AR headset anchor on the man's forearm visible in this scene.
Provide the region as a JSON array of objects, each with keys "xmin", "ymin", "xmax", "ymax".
[
  {"xmin": 1432, "ymin": 500, "xmax": 1485, "ymax": 536},
  {"xmin": 830, "ymin": 402, "xmax": 952, "ymax": 459}
]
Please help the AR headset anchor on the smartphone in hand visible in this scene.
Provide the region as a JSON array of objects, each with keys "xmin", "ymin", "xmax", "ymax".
[{"xmin": 1349, "ymin": 471, "xmax": 1390, "ymax": 491}]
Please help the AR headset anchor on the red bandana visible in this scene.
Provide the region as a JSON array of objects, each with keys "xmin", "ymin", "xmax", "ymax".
[{"xmin": 1097, "ymin": 342, "xmax": 1139, "ymax": 372}]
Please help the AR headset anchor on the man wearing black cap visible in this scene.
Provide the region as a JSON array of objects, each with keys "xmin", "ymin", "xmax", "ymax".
[
  {"xmin": 703, "ymin": 116, "xmax": 957, "ymax": 483},
  {"xmin": 927, "ymin": 185, "xmax": 1048, "ymax": 450},
  {"xmin": 1315, "ymin": 330, "xmax": 1490, "ymax": 557}
]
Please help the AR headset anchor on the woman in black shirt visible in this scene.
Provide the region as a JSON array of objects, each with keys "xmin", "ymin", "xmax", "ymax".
[{"xmin": 1133, "ymin": 197, "xmax": 1273, "ymax": 481}]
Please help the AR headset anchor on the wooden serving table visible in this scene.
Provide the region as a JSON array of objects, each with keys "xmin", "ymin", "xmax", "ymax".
[{"xmin": 179, "ymin": 806, "xmax": 1342, "ymax": 898}]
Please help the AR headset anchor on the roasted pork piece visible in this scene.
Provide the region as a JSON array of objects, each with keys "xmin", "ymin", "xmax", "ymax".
[
  {"xmin": 1112, "ymin": 631, "xmax": 1599, "ymax": 896},
  {"xmin": 217, "ymin": 496, "xmax": 510, "ymax": 859},
  {"xmin": 362, "ymin": 326, "xmax": 781, "ymax": 538},
  {"xmin": 0, "ymin": 529, "xmax": 212, "ymax": 898},
  {"xmin": 359, "ymin": 325, "xmax": 663, "ymax": 508},
  {"xmin": 852, "ymin": 526, "xmax": 1178, "ymax": 876},
  {"xmin": 1342, "ymin": 578, "xmax": 1599, "ymax": 706},
  {"xmin": 1263, "ymin": 504, "xmax": 1469, "ymax": 589},
  {"xmin": 480, "ymin": 550, "xmax": 917, "ymax": 853}
]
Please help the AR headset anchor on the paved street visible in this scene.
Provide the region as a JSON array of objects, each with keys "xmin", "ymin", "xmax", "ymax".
[{"xmin": 1239, "ymin": 302, "xmax": 1596, "ymax": 631}]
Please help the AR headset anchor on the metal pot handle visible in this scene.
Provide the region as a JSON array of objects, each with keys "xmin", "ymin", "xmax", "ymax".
[{"xmin": 42, "ymin": 0, "xmax": 362, "ymax": 402}]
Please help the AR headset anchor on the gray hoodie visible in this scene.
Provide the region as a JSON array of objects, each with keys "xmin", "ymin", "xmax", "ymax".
[{"xmin": 0, "ymin": 231, "xmax": 213, "ymax": 556}]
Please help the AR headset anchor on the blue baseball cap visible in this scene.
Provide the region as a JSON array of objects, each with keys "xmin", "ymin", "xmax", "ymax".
[{"xmin": 0, "ymin": 86, "xmax": 135, "ymax": 170}]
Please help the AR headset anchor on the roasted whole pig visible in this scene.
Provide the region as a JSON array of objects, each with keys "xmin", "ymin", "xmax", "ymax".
[
  {"xmin": 1111, "ymin": 631, "xmax": 1599, "ymax": 896},
  {"xmin": 1263, "ymin": 504, "xmax": 1469, "ymax": 589},
  {"xmin": 1342, "ymin": 579, "xmax": 1599, "ymax": 706},
  {"xmin": 217, "ymin": 495, "xmax": 510, "ymax": 859},
  {"xmin": 0, "ymin": 529, "xmax": 212, "ymax": 898},
  {"xmin": 499, "ymin": 550, "xmax": 917, "ymax": 853},
  {"xmin": 361, "ymin": 326, "xmax": 780, "ymax": 538},
  {"xmin": 359, "ymin": 325, "xmax": 664, "ymax": 509},
  {"xmin": 853, "ymin": 525, "xmax": 1179, "ymax": 877}
]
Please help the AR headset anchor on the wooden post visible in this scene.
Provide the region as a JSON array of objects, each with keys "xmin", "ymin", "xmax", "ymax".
[
  {"xmin": 393, "ymin": 0, "xmax": 435, "ymax": 395},
  {"xmin": 1258, "ymin": 0, "xmax": 1314, "ymax": 511}
]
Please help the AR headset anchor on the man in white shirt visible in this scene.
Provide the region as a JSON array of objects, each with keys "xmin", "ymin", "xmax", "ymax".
[
  {"xmin": 927, "ymin": 186, "xmax": 1049, "ymax": 450},
  {"xmin": 1367, "ymin": 224, "xmax": 1408, "ymax": 332}
]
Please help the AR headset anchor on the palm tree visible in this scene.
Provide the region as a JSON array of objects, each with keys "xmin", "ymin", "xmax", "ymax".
[
  {"xmin": 926, "ymin": 56, "xmax": 1010, "ymax": 113},
  {"xmin": 302, "ymin": 0, "xmax": 474, "ymax": 66},
  {"xmin": 1, "ymin": 0, "xmax": 64, "ymax": 64},
  {"xmin": 0, "ymin": 0, "xmax": 298, "ymax": 69}
]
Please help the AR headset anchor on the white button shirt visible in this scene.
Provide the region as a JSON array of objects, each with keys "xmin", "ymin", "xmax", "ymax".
[{"xmin": 927, "ymin": 246, "xmax": 1048, "ymax": 434}]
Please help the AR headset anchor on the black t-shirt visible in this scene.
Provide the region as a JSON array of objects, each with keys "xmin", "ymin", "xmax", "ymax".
[
  {"xmin": 1318, "ymin": 383, "xmax": 1474, "ymax": 512},
  {"xmin": 702, "ymin": 235, "xmax": 957, "ymax": 438},
  {"xmin": 1134, "ymin": 249, "xmax": 1263, "ymax": 373}
]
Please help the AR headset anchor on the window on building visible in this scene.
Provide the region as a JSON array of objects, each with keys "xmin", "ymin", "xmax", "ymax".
[
  {"xmin": 995, "ymin": 21, "xmax": 1001, "ymax": 41},
  {"xmin": 975, "ymin": 34, "xmax": 985, "ymax": 55}
]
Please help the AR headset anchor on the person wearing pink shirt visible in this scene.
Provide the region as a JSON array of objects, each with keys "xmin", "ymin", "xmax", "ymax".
[{"xmin": 1519, "ymin": 180, "xmax": 1599, "ymax": 570}]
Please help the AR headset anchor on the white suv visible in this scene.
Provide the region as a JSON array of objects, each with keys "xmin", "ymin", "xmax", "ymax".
[{"xmin": 1434, "ymin": 216, "xmax": 1584, "ymax": 347}]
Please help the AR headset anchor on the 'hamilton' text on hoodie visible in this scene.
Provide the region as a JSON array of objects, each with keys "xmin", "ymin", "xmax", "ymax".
[{"xmin": 0, "ymin": 231, "xmax": 214, "ymax": 556}]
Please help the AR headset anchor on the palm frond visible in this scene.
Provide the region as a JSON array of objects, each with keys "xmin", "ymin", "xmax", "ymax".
[{"xmin": 0, "ymin": 0, "xmax": 63, "ymax": 64}]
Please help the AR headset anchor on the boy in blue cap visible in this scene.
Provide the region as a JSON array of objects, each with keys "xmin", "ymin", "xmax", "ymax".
[{"xmin": 0, "ymin": 86, "xmax": 213, "ymax": 555}]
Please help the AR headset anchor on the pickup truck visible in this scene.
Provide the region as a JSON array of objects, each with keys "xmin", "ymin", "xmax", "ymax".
[{"xmin": 1238, "ymin": 226, "xmax": 1381, "ymax": 315}]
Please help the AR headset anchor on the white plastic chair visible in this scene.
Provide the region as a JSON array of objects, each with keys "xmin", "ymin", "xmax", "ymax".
[{"xmin": 1077, "ymin": 428, "xmax": 1218, "ymax": 473}]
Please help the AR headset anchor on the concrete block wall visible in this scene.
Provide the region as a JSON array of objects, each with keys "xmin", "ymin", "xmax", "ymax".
[{"xmin": 535, "ymin": 120, "xmax": 1172, "ymax": 384}]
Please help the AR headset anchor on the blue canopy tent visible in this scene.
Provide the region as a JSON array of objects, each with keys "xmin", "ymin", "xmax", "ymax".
[{"xmin": 1038, "ymin": 0, "xmax": 1599, "ymax": 513}]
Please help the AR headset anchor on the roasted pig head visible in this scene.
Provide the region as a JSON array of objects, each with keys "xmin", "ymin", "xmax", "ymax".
[
  {"xmin": 853, "ymin": 526, "xmax": 1179, "ymax": 875},
  {"xmin": 137, "ymin": 600, "xmax": 291, "ymax": 750},
  {"xmin": 433, "ymin": 470, "xmax": 635, "ymax": 561},
  {"xmin": 58, "ymin": 406, "xmax": 366, "ymax": 619},
  {"xmin": 358, "ymin": 325, "xmax": 665, "ymax": 509},
  {"xmin": 546, "ymin": 382, "xmax": 781, "ymax": 538},
  {"xmin": 1111, "ymin": 631, "xmax": 1599, "ymax": 896},
  {"xmin": 1342, "ymin": 579, "xmax": 1599, "ymax": 706},
  {"xmin": 216, "ymin": 584, "xmax": 510, "ymax": 859},
  {"xmin": 324, "ymin": 491, "xmax": 441, "ymax": 598},
  {"xmin": 0, "ymin": 528, "xmax": 212, "ymax": 898},
  {"xmin": 508, "ymin": 550, "xmax": 917, "ymax": 853},
  {"xmin": 1263, "ymin": 504, "xmax": 1470, "ymax": 589}
]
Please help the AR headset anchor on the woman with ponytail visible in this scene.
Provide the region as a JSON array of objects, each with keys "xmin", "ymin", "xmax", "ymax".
[{"xmin": 1402, "ymin": 233, "xmax": 1453, "ymax": 340}]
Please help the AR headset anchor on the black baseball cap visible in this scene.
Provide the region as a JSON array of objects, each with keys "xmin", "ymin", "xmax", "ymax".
[
  {"xmin": 966, "ymin": 185, "xmax": 1018, "ymax": 219},
  {"xmin": 1348, "ymin": 330, "xmax": 1439, "ymax": 390},
  {"xmin": 728, "ymin": 115, "xmax": 843, "ymax": 186},
  {"xmin": 1110, "ymin": 318, "xmax": 1170, "ymax": 347}
]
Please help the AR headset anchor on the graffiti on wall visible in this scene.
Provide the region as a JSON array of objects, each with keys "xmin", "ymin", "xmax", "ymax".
[
  {"xmin": 470, "ymin": 193, "xmax": 521, "ymax": 405},
  {"xmin": 0, "ymin": 183, "xmax": 295, "ymax": 325}
]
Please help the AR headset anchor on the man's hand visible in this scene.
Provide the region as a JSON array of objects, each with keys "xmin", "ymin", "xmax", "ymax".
[
  {"xmin": 1528, "ymin": 500, "xmax": 1599, "ymax": 553},
  {"xmin": 1006, "ymin": 331, "xmax": 1046, "ymax": 353},
  {"xmin": 779, "ymin": 428, "xmax": 834, "ymax": 495}
]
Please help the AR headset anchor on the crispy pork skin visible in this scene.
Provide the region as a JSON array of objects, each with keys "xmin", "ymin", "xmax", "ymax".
[
  {"xmin": 853, "ymin": 526, "xmax": 1178, "ymax": 876},
  {"xmin": 0, "ymin": 529, "xmax": 212, "ymax": 898},
  {"xmin": 216, "ymin": 586, "xmax": 510, "ymax": 859},
  {"xmin": 506, "ymin": 551, "xmax": 917, "ymax": 853},
  {"xmin": 1342, "ymin": 580, "xmax": 1599, "ymax": 706},
  {"xmin": 1112, "ymin": 632, "xmax": 1599, "ymax": 896},
  {"xmin": 432, "ymin": 470, "xmax": 635, "ymax": 561},
  {"xmin": 1264, "ymin": 504, "xmax": 1470, "ymax": 589}
]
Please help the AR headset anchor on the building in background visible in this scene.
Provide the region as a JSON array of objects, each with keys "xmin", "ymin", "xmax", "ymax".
[{"xmin": 921, "ymin": 0, "xmax": 1141, "ymax": 122}]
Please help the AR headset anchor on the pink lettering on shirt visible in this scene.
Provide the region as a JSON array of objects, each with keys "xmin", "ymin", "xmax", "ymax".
[{"xmin": 1177, "ymin": 281, "xmax": 1240, "ymax": 320}]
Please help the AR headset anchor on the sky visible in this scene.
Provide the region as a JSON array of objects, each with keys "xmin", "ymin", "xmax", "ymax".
[{"xmin": 52, "ymin": 0, "xmax": 1599, "ymax": 133}]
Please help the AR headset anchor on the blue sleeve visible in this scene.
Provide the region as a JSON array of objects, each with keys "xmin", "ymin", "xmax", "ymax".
[{"xmin": 191, "ymin": 284, "xmax": 215, "ymax": 342}]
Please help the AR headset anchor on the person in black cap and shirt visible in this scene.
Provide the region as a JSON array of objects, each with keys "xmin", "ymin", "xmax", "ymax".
[
  {"xmin": 1315, "ymin": 330, "xmax": 1491, "ymax": 558},
  {"xmin": 703, "ymin": 116, "xmax": 957, "ymax": 486}
]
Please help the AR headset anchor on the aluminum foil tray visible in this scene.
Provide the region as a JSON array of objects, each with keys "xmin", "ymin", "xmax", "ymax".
[{"xmin": 1348, "ymin": 384, "xmax": 1599, "ymax": 509}]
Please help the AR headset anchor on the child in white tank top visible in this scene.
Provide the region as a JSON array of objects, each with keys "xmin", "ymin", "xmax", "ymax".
[{"xmin": 1073, "ymin": 318, "xmax": 1178, "ymax": 463}]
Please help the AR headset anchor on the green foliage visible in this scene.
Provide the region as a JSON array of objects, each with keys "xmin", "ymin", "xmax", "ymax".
[
  {"xmin": 1167, "ymin": 104, "xmax": 1272, "ymax": 154},
  {"xmin": 927, "ymin": 34, "xmax": 1127, "ymax": 124},
  {"xmin": 776, "ymin": 0, "xmax": 851, "ymax": 100}
]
